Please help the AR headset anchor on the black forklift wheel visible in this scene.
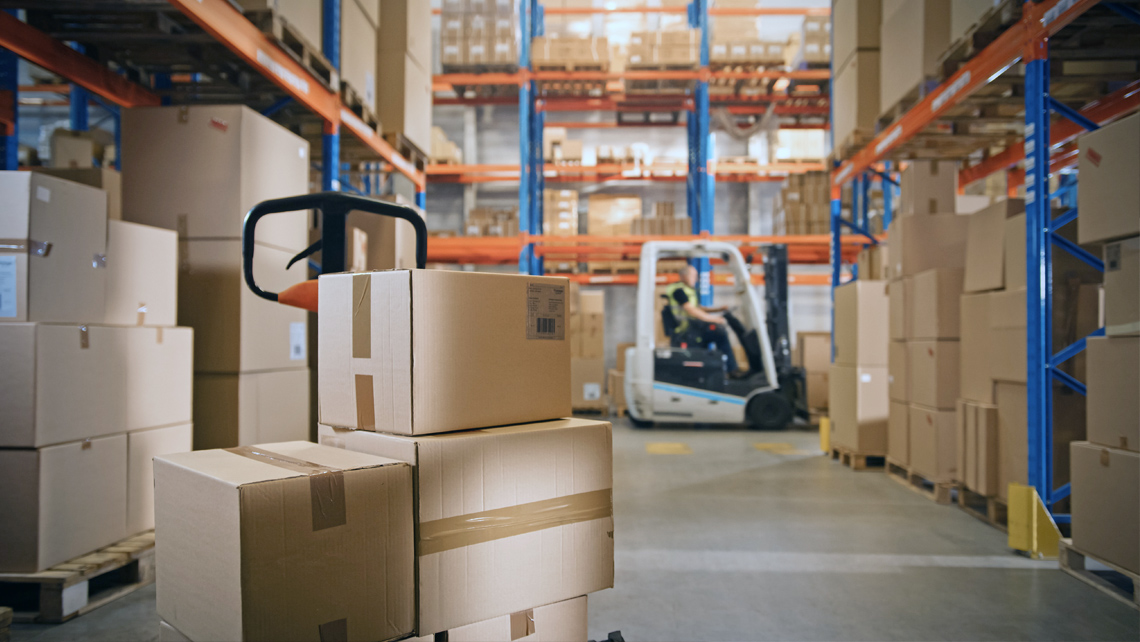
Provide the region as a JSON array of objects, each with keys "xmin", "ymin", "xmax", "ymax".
[
  {"xmin": 628, "ymin": 415, "xmax": 654, "ymax": 429},
  {"xmin": 746, "ymin": 392, "xmax": 793, "ymax": 431}
]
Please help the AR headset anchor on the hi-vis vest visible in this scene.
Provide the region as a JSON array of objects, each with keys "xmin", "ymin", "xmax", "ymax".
[{"xmin": 665, "ymin": 281, "xmax": 699, "ymax": 335}]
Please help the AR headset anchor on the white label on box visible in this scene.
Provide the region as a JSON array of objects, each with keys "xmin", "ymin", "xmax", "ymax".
[
  {"xmin": 860, "ymin": 373, "xmax": 872, "ymax": 383},
  {"xmin": 583, "ymin": 382, "xmax": 602, "ymax": 401},
  {"xmin": 527, "ymin": 282, "xmax": 566, "ymax": 340},
  {"xmin": 289, "ymin": 322, "xmax": 306, "ymax": 361},
  {"xmin": 298, "ymin": 146, "xmax": 306, "ymax": 158},
  {"xmin": 365, "ymin": 72, "xmax": 375, "ymax": 104},
  {"xmin": 0, "ymin": 255, "xmax": 16, "ymax": 317},
  {"xmin": 36, "ymin": 186, "xmax": 50, "ymax": 202}
]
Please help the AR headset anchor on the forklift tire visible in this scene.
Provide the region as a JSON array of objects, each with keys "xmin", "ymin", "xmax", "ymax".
[
  {"xmin": 628, "ymin": 415, "xmax": 654, "ymax": 429},
  {"xmin": 746, "ymin": 392, "xmax": 793, "ymax": 431}
]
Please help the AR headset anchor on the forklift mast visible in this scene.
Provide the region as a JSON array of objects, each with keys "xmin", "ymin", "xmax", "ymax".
[{"xmin": 762, "ymin": 245, "xmax": 793, "ymax": 375}]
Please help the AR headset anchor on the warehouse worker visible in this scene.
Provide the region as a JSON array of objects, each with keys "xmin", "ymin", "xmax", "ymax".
[{"xmin": 666, "ymin": 265, "xmax": 739, "ymax": 373}]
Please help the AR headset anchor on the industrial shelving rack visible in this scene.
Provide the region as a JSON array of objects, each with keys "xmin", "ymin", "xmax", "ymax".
[{"xmin": 827, "ymin": 0, "xmax": 1140, "ymax": 537}]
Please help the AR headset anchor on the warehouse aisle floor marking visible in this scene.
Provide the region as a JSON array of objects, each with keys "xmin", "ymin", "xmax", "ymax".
[
  {"xmin": 752, "ymin": 442, "xmax": 814, "ymax": 456},
  {"xmin": 646, "ymin": 442, "xmax": 692, "ymax": 455},
  {"xmin": 615, "ymin": 549, "xmax": 1058, "ymax": 573}
]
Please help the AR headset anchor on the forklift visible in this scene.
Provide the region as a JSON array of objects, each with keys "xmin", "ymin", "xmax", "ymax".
[{"xmin": 623, "ymin": 240, "xmax": 808, "ymax": 430}]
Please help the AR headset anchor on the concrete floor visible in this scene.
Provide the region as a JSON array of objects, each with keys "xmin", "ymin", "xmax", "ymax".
[{"xmin": 12, "ymin": 420, "xmax": 1139, "ymax": 641}]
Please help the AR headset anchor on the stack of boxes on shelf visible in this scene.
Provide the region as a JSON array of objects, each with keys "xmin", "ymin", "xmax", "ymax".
[
  {"xmin": 781, "ymin": 172, "xmax": 832, "ymax": 235},
  {"xmin": 545, "ymin": 189, "xmax": 580, "ymax": 274},
  {"xmin": 885, "ymin": 161, "xmax": 968, "ymax": 480},
  {"xmin": 154, "ymin": 269, "xmax": 613, "ymax": 641},
  {"xmin": 831, "ymin": 0, "xmax": 881, "ymax": 156},
  {"xmin": 544, "ymin": 127, "xmax": 584, "ymax": 164},
  {"xmin": 440, "ymin": 0, "xmax": 518, "ymax": 67},
  {"xmin": 786, "ymin": 15, "xmax": 831, "ymax": 68},
  {"xmin": 0, "ymin": 171, "xmax": 192, "ymax": 574},
  {"xmin": 587, "ymin": 194, "xmax": 642, "ymax": 272},
  {"xmin": 466, "ymin": 207, "xmax": 520, "ymax": 237},
  {"xmin": 629, "ymin": 30, "xmax": 700, "ymax": 67},
  {"xmin": 794, "ymin": 332, "xmax": 832, "ymax": 417},
  {"xmin": 430, "ymin": 126, "xmax": 463, "ymax": 165},
  {"xmin": 631, "ymin": 202, "xmax": 693, "ymax": 236},
  {"xmin": 879, "ymin": 0, "xmax": 951, "ymax": 118},
  {"xmin": 571, "ymin": 288, "xmax": 608, "ymax": 412},
  {"xmin": 340, "ymin": 0, "xmax": 378, "ymax": 121},
  {"xmin": 379, "ymin": 0, "xmax": 433, "ymax": 155},
  {"xmin": 121, "ymin": 105, "xmax": 312, "ymax": 449},
  {"xmin": 829, "ymin": 280, "xmax": 889, "ymax": 458},
  {"xmin": 1070, "ymin": 113, "xmax": 1138, "ymax": 575},
  {"xmin": 531, "ymin": 35, "xmax": 611, "ymax": 70}
]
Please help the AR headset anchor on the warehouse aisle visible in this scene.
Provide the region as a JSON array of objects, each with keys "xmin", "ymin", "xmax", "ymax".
[{"xmin": 589, "ymin": 420, "xmax": 1139, "ymax": 642}]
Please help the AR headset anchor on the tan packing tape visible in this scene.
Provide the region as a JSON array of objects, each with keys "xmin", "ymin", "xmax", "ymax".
[
  {"xmin": 418, "ymin": 488, "xmax": 613, "ymax": 556},
  {"xmin": 351, "ymin": 273, "xmax": 375, "ymax": 430},
  {"xmin": 510, "ymin": 610, "xmax": 536, "ymax": 640},
  {"xmin": 225, "ymin": 446, "xmax": 347, "ymax": 532}
]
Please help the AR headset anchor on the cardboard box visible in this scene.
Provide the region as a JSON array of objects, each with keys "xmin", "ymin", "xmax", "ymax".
[
  {"xmin": 340, "ymin": 0, "xmax": 377, "ymax": 111},
  {"xmin": 587, "ymin": 194, "xmax": 642, "ymax": 236},
  {"xmin": 888, "ymin": 278, "xmax": 911, "ymax": 341},
  {"xmin": 806, "ymin": 371, "xmax": 829, "ymax": 410},
  {"xmin": 1085, "ymin": 336, "xmax": 1139, "ymax": 451},
  {"xmin": 856, "ymin": 244, "xmax": 888, "ymax": 280},
  {"xmin": 908, "ymin": 404, "xmax": 956, "ymax": 483},
  {"xmin": 828, "ymin": 365, "xmax": 889, "ymax": 454},
  {"xmin": 888, "ymin": 214, "xmax": 970, "ymax": 278},
  {"xmin": 234, "ymin": 0, "xmax": 322, "ymax": 49},
  {"xmin": 378, "ymin": 0, "xmax": 432, "ymax": 70},
  {"xmin": 407, "ymin": 596, "xmax": 587, "ymax": 642},
  {"xmin": 958, "ymin": 399, "xmax": 998, "ymax": 493},
  {"xmin": 0, "ymin": 171, "xmax": 107, "ymax": 323},
  {"xmin": 1104, "ymin": 237, "xmax": 1138, "ymax": 336},
  {"xmin": 830, "ymin": 0, "xmax": 880, "ymax": 72},
  {"xmin": 319, "ymin": 271, "xmax": 571, "ymax": 435},
  {"xmin": 572, "ymin": 357, "xmax": 607, "ymax": 408},
  {"xmin": 339, "ymin": 419, "xmax": 614, "ymax": 634},
  {"xmin": 959, "ymin": 292, "xmax": 993, "ymax": 404},
  {"xmin": 1070, "ymin": 442, "xmax": 1139, "ymax": 574},
  {"xmin": 33, "ymin": 167, "xmax": 122, "ymax": 219},
  {"xmin": 104, "ymin": 220, "xmax": 178, "ymax": 327},
  {"xmin": 179, "ymin": 240, "xmax": 307, "ymax": 373},
  {"xmin": 908, "ymin": 340, "xmax": 959, "ymax": 410},
  {"xmin": 888, "ymin": 400, "xmax": 909, "ymax": 465},
  {"xmin": 0, "ymin": 434, "xmax": 128, "ymax": 573},
  {"xmin": 951, "ymin": 0, "xmax": 999, "ymax": 42},
  {"xmin": 833, "ymin": 280, "xmax": 889, "ymax": 367},
  {"xmin": 997, "ymin": 382, "xmax": 1086, "ymax": 501},
  {"xmin": 1005, "ymin": 213, "xmax": 1105, "ymax": 293},
  {"xmin": 154, "ymin": 442, "xmax": 415, "ymax": 642},
  {"xmin": 158, "ymin": 620, "xmax": 190, "ymax": 642},
  {"xmin": 616, "ymin": 341, "xmax": 635, "ymax": 373},
  {"xmin": 192, "ymin": 369, "xmax": 310, "ymax": 450},
  {"xmin": 898, "ymin": 161, "xmax": 958, "ymax": 217},
  {"xmin": 888, "ymin": 340, "xmax": 909, "ymax": 402},
  {"xmin": 879, "ymin": 0, "xmax": 951, "ymax": 113},
  {"xmin": 579, "ymin": 312, "xmax": 605, "ymax": 359},
  {"xmin": 122, "ymin": 105, "xmax": 310, "ymax": 253},
  {"xmin": 988, "ymin": 288, "xmax": 1027, "ymax": 383},
  {"xmin": 49, "ymin": 129, "xmax": 95, "ymax": 168},
  {"xmin": 609, "ymin": 369, "xmax": 627, "ymax": 410},
  {"xmin": 832, "ymin": 51, "xmax": 880, "ymax": 150},
  {"xmin": 795, "ymin": 331, "xmax": 831, "ymax": 374},
  {"xmin": 127, "ymin": 423, "xmax": 192, "ymax": 534},
  {"xmin": 963, "ymin": 198, "xmax": 1024, "ymax": 293},
  {"xmin": 1078, "ymin": 112, "xmax": 1139, "ymax": 245},
  {"xmin": 0, "ymin": 324, "xmax": 193, "ymax": 448},
  {"xmin": 378, "ymin": 52, "xmax": 433, "ymax": 156},
  {"xmin": 910, "ymin": 269, "xmax": 963, "ymax": 339}
]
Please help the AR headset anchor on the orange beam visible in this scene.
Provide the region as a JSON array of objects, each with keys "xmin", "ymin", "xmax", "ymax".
[
  {"xmin": 0, "ymin": 13, "xmax": 159, "ymax": 108},
  {"xmin": 432, "ymin": 6, "xmax": 828, "ymax": 16},
  {"xmin": 433, "ymin": 69, "xmax": 827, "ymax": 87},
  {"xmin": 554, "ymin": 272, "xmax": 835, "ymax": 286},
  {"xmin": 833, "ymin": 0, "xmax": 1100, "ymax": 188}
]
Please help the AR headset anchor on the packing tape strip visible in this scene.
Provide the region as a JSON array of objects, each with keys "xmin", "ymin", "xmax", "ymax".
[
  {"xmin": 225, "ymin": 446, "xmax": 347, "ymax": 532},
  {"xmin": 79, "ymin": 325, "xmax": 89, "ymax": 349},
  {"xmin": 510, "ymin": 610, "xmax": 536, "ymax": 640},
  {"xmin": 1106, "ymin": 321, "xmax": 1140, "ymax": 336},
  {"xmin": 417, "ymin": 488, "xmax": 613, "ymax": 556},
  {"xmin": 354, "ymin": 374, "xmax": 376, "ymax": 431},
  {"xmin": 0, "ymin": 239, "xmax": 51, "ymax": 256},
  {"xmin": 352, "ymin": 273, "xmax": 371, "ymax": 359}
]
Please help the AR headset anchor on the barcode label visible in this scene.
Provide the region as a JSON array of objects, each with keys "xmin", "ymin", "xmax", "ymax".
[
  {"xmin": 527, "ymin": 283, "xmax": 565, "ymax": 340},
  {"xmin": 289, "ymin": 322, "xmax": 306, "ymax": 361}
]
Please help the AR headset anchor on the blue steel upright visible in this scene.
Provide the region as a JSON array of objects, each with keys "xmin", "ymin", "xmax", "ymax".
[
  {"xmin": 518, "ymin": 0, "xmax": 540, "ymax": 274},
  {"xmin": 322, "ymin": 0, "xmax": 341, "ymax": 192},
  {"xmin": 0, "ymin": 23, "xmax": 16, "ymax": 171},
  {"xmin": 690, "ymin": 0, "xmax": 712, "ymax": 304},
  {"xmin": 68, "ymin": 43, "xmax": 89, "ymax": 133}
]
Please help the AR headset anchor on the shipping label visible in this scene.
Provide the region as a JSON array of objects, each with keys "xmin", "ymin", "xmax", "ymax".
[
  {"xmin": 290, "ymin": 322, "xmax": 307, "ymax": 361},
  {"xmin": 0, "ymin": 255, "xmax": 15, "ymax": 317},
  {"xmin": 526, "ymin": 282, "xmax": 566, "ymax": 340}
]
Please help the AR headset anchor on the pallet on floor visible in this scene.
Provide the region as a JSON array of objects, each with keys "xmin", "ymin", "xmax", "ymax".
[
  {"xmin": 957, "ymin": 485, "xmax": 1009, "ymax": 533},
  {"xmin": 572, "ymin": 405, "xmax": 609, "ymax": 416},
  {"xmin": 829, "ymin": 446, "xmax": 885, "ymax": 471},
  {"xmin": 1058, "ymin": 538, "xmax": 1139, "ymax": 610},
  {"xmin": 885, "ymin": 459, "xmax": 955, "ymax": 504},
  {"xmin": 0, "ymin": 531, "xmax": 156, "ymax": 624},
  {"xmin": 243, "ymin": 9, "xmax": 338, "ymax": 91}
]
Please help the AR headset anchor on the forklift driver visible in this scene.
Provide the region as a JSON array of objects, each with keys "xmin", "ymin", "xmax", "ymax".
[{"xmin": 666, "ymin": 265, "xmax": 739, "ymax": 374}]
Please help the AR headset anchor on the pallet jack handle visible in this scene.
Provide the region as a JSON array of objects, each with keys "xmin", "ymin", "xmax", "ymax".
[{"xmin": 242, "ymin": 191, "xmax": 427, "ymax": 312}]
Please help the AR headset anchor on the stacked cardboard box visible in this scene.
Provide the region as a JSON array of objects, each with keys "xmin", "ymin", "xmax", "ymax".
[
  {"xmin": 341, "ymin": 0, "xmax": 378, "ymax": 114},
  {"xmin": 0, "ymin": 172, "xmax": 193, "ymax": 574},
  {"xmin": 571, "ymin": 289, "xmax": 608, "ymax": 411},
  {"xmin": 466, "ymin": 207, "xmax": 519, "ymax": 237},
  {"xmin": 440, "ymin": 0, "xmax": 518, "ymax": 67},
  {"xmin": 795, "ymin": 332, "xmax": 832, "ymax": 413},
  {"xmin": 543, "ymin": 127, "xmax": 584, "ymax": 164},
  {"xmin": 829, "ymin": 281, "xmax": 889, "ymax": 456},
  {"xmin": 710, "ymin": 0, "xmax": 760, "ymax": 63},
  {"xmin": 121, "ymin": 105, "xmax": 311, "ymax": 450},
  {"xmin": 631, "ymin": 215, "xmax": 693, "ymax": 236},
  {"xmin": 1070, "ymin": 112, "xmax": 1139, "ymax": 574},
  {"xmin": 378, "ymin": 0, "xmax": 433, "ymax": 154},
  {"xmin": 609, "ymin": 341, "xmax": 635, "ymax": 416},
  {"xmin": 531, "ymin": 36, "xmax": 610, "ymax": 69},
  {"xmin": 544, "ymin": 189, "xmax": 580, "ymax": 273},
  {"xmin": 429, "ymin": 126, "xmax": 463, "ymax": 164},
  {"xmin": 796, "ymin": 15, "xmax": 832, "ymax": 66},
  {"xmin": 540, "ymin": 0, "xmax": 594, "ymax": 38},
  {"xmin": 781, "ymin": 172, "xmax": 831, "ymax": 234},
  {"xmin": 880, "ymin": 0, "xmax": 951, "ymax": 116},
  {"xmin": 831, "ymin": 0, "xmax": 880, "ymax": 154},
  {"xmin": 233, "ymin": 0, "xmax": 322, "ymax": 49},
  {"xmin": 33, "ymin": 167, "xmax": 122, "ymax": 220},
  {"xmin": 629, "ymin": 30, "xmax": 700, "ymax": 67},
  {"xmin": 587, "ymin": 194, "xmax": 642, "ymax": 270}
]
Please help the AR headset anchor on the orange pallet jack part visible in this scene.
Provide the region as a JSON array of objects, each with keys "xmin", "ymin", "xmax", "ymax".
[{"xmin": 278, "ymin": 280, "xmax": 319, "ymax": 313}]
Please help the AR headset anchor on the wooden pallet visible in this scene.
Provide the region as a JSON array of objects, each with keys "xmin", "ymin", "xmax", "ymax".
[
  {"xmin": 957, "ymin": 485, "xmax": 1009, "ymax": 533},
  {"xmin": 935, "ymin": 0, "xmax": 1022, "ymax": 81},
  {"xmin": 885, "ymin": 459, "xmax": 955, "ymax": 504},
  {"xmin": 625, "ymin": 64, "xmax": 698, "ymax": 95},
  {"xmin": 1058, "ymin": 538, "xmax": 1139, "ymax": 610},
  {"xmin": 244, "ymin": 9, "xmax": 338, "ymax": 91},
  {"xmin": 0, "ymin": 606, "xmax": 11, "ymax": 642},
  {"xmin": 833, "ymin": 129, "xmax": 876, "ymax": 161},
  {"xmin": 572, "ymin": 405, "xmax": 609, "ymax": 416},
  {"xmin": 382, "ymin": 132, "xmax": 428, "ymax": 172},
  {"xmin": 829, "ymin": 446, "xmax": 885, "ymax": 471},
  {"xmin": 535, "ymin": 63, "xmax": 608, "ymax": 96},
  {"xmin": 442, "ymin": 63, "xmax": 520, "ymax": 75},
  {"xmin": 0, "ymin": 531, "xmax": 156, "ymax": 624},
  {"xmin": 339, "ymin": 81, "xmax": 379, "ymax": 132}
]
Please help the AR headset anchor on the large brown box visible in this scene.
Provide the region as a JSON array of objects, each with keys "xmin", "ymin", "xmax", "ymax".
[
  {"xmin": 192, "ymin": 369, "xmax": 310, "ymax": 450},
  {"xmin": 154, "ymin": 442, "xmax": 415, "ymax": 642},
  {"xmin": 996, "ymin": 382, "xmax": 1086, "ymax": 501},
  {"xmin": 963, "ymin": 199, "xmax": 1024, "ymax": 293},
  {"xmin": 957, "ymin": 400, "xmax": 1000, "ymax": 495},
  {"xmin": 0, "ymin": 434, "xmax": 128, "ymax": 573},
  {"xmin": 879, "ymin": 0, "xmax": 951, "ymax": 113},
  {"xmin": 959, "ymin": 292, "xmax": 994, "ymax": 404},
  {"xmin": 831, "ymin": 0, "xmax": 881, "ymax": 72},
  {"xmin": 0, "ymin": 324, "xmax": 193, "ymax": 448},
  {"xmin": 829, "ymin": 364, "xmax": 889, "ymax": 455},
  {"xmin": 340, "ymin": 419, "xmax": 614, "ymax": 634},
  {"xmin": 909, "ymin": 404, "xmax": 956, "ymax": 483},
  {"xmin": 340, "ymin": 0, "xmax": 377, "ymax": 112},
  {"xmin": 572, "ymin": 357, "xmax": 607, "ymax": 409},
  {"xmin": 127, "ymin": 423, "xmax": 193, "ymax": 535},
  {"xmin": 104, "ymin": 220, "xmax": 178, "ymax": 327},
  {"xmin": 319, "ymin": 271, "xmax": 571, "ymax": 435},
  {"xmin": 888, "ymin": 400, "xmax": 909, "ymax": 465},
  {"xmin": 888, "ymin": 214, "xmax": 970, "ymax": 279},
  {"xmin": 0, "ymin": 171, "xmax": 107, "ymax": 324},
  {"xmin": 377, "ymin": 52, "xmax": 433, "ymax": 155},
  {"xmin": 888, "ymin": 278, "xmax": 911, "ymax": 341},
  {"xmin": 1077, "ymin": 112, "xmax": 1139, "ymax": 245},
  {"xmin": 379, "ymin": 0, "xmax": 433, "ymax": 71},
  {"xmin": 795, "ymin": 331, "xmax": 831, "ymax": 374},
  {"xmin": 988, "ymin": 285, "xmax": 1101, "ymax": 384},
  {"xmin": 1085, "ymin": 336, "xmax": 1139, "ymax": 452},
  {"xmin": 1070, "ymin": 442, "xmax": 1139, "ymax": 574},
  {"xmin": 832, "ymin": 51, "xmax": 880, "ymax": 150},
  {"xmin": 32, "ymin": 167, "xmax": 122, "ymax": 220},
  {"xmin": 807, "ymin": 371, "xmax": 829, "ymax": 410},
  {"xmin": 1104, "ymin": 237, "xmax": 1138, "ymax": 336},
  {"xmin": 888, "ymin": 340, "xmax": 909, "ymax": 402},
  {"xmin": 407, "ymin": 596, "xmax": 587, "ymax": 642},
  {"xmin": 833, "ymin": 280, "xmax": 888, "ymax": 367},
  {"xmin": 179, "ymin": 240, "xmax": 308, "ymax": 374},
  {"xmin": 910, "ymin": 269, "xmax": 963, "ymax": 340},
  {"xmin": 898, "ymin": 161, "xmax": 958, "ymax": 218},
  {"xmin": 122, "ymin": 105, "xmax": 310, "ymax": 253},
  {"xmin": 908, "ymin": 340, "xmax": 959, "ymax": 409}
]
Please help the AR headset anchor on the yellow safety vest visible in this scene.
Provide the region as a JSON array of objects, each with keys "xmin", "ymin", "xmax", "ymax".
[{"xmin": 665, "ymin": 281, "xmax": 699, "ymax": 336}]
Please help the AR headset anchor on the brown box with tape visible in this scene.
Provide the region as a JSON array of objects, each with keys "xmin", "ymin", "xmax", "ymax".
[
  {"xmin": 318, "ymin": 270, "xmax": 571, "ymax": 435},
  {"xmin": 406, "ymin": 596, "xmax": 588, "ymax": 642},
  {"xmin": 340, "ymin": 418, "xmax": 614, "ymax": 635},
  {"xmin": 104, "ymin": 220, "xmax": 178, "ymax": 327},
  {"xmin": 154, "ymin": 441, "xmax": 415, "ymax": 642}
]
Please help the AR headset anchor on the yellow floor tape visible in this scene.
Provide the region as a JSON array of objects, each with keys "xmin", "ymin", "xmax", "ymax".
[{"xmin": 646, "ymin": 442, "xmax": 692, "ymax": 455}]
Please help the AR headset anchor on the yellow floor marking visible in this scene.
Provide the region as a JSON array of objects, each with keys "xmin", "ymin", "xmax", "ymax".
[
  {"xmin": 754, "ymin": 443, "xmax": 813, "ymax": 456},
  {"xmin": 646, "ymin": 442, "xmax": 692, "ymax": 455}
]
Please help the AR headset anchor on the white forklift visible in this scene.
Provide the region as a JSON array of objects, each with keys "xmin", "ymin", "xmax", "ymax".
[{"xmin": 623, "ymin": 240, "xmax": 807, "ymax": 430}]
